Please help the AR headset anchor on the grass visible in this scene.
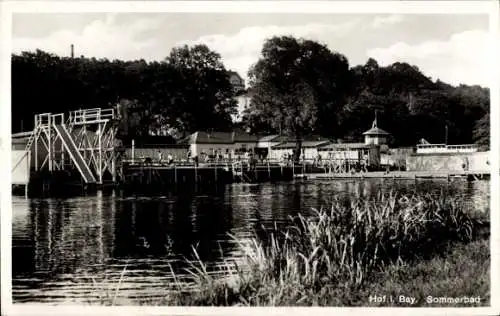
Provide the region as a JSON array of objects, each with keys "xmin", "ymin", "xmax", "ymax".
[
  {"xmin": 84, "ymin": 265, "xmax": 128, "ymax": 305},
  {"xmin": 90, "ymin": 191, "xmax": 490, "ymax": 306},
  {"xmin": 360, "ymin": 237, "xmax": 489, "ymax": 307},
  {"xmin": 158, "ymin": 191, "xmax": 489, "ymax": 306}
]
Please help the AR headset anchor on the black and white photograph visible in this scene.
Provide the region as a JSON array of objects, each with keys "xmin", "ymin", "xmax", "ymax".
[{"xmin": 1, "ymin": 0, "xmax": 499, "ymax": 314}]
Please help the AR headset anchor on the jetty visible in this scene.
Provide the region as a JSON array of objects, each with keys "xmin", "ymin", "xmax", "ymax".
[{"xmin": 122, "ymin": 161, "xmax": 294, "ymax": 190}]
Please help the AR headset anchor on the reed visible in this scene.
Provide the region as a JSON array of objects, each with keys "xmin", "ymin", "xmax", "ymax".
[{"xmin": 164, "ymin": 191, "xmax": 486, "ymax": 306}]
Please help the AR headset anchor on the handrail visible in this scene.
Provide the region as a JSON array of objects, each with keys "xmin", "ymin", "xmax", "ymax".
[
  {"xmin": 68, "ymin": 108, "xmax": 115, "ymax": 124},
  {"xmin": 417, "ymin": 144, "xmax": 477, "ymax": 149}
]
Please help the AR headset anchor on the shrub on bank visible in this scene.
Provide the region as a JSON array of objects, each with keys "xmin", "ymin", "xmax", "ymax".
[{"xmin": 161, "ymin": 191, "xmax": 485, "ymax": 306}]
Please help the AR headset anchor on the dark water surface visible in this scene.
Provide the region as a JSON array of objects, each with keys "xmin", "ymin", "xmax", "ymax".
[{"xmin": 12, "ymin": 179, "xmax": 490, "ymax": 304}]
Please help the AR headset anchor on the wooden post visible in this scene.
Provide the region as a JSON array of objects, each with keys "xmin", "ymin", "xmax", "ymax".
[
  {"xmin": 268, "ymin": 162, "xmax": 271, "ymax": 180},
  {"xmin": 35, "ymin": 130, "xmax": 38, "ymax": 171},
  {"xmin": 98, "ymin": 124, "xmax": 103, "ymax": 184},
  {"xmin": 215, "ymin": 165, "xmax": 218, "ymax": 182},
  {"xmin": 48, "ymin": 120, "xmax": 52, "ymax": 171},
  {"xmin": 111, "ymin": 156, "xmax": 116, "ymax": 182},
  {"xmin": 195, "ymin": 163, "xmax": 198, "ymax": 183},
  {"xmin": 174, "ymin": 165, "xmax": 177, "ymax": 184},
  {"xmin": 131, "ymin": 139, "xmax": 135, "ymax": 163}
]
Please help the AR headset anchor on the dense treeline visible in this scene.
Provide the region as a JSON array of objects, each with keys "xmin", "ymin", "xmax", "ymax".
[
  {"xmin": 12, "ymin": 37, "xmax": 489, "ymax": 151},
  {"xmin": 242, "ymin": 37, "xmax": 489, "ymax": 154},
  {"xmin": 12, "ymin": 45, "xmax": 237, "ymax": 144}
]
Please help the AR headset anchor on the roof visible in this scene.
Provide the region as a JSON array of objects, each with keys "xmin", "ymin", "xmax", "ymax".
[
  {"xmin": 228, "ymin": 71, "xmax": 243, "ymax": 79},
  {"xmin": 186, "ymin": 131, "xmax": 259, "ymax": 144},
  {"xmin": 233, "ymin": 133, "xmax": 259, "ymax": 143},
  {"xmin": 258, "ymin": 135, "xmax": 280, "ymax": 142},
  {"xmin": 258, "ymin": 135, "xmax": 289, "ymax": 143},
  {"xmin": 272, "ymin": 140, "xmax": 330, "ymax": 149},
  {"xmin": 363, "ymin": 117, "xmax": 390, "ymax": 136},
  {"xmin": 189, "ymin": 131, "xmax": 234, "ymax": 144},
  {"xmin": 363, "ymin": 126, "xmax": 390, "ymax": 136},
  {"xmin": 319, "ymin": 142, "xmax": 373, "ymax": 150}
]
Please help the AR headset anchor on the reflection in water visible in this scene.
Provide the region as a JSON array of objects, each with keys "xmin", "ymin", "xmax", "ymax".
[{"xmin": 12, "ymin": 179, "xmax": 490, "ymax": 304}]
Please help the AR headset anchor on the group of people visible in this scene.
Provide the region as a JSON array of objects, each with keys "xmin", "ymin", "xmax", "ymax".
[
  {"xmin": 157, "ymin": 150, "xmax": 175, "ymax": 165},
  {"xmin": 147, "ymin": 148, "xmax": 268, "ymax": 168}
]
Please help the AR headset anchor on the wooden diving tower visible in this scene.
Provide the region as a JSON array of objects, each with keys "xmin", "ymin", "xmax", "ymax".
[{"xmin": 24, "ymin": 108, "xmax": 120, "ymax": 185}]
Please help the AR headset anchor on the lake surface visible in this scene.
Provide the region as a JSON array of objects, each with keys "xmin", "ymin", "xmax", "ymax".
[{"xmin": 12, "ymin": 179, "xmax": 490, "ymax": 305}]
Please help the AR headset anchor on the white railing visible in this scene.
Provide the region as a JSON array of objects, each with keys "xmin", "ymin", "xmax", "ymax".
[
  {"xmin": 68, "ymin": 108, "xmax": 115, "ymax": 125},
  {"xmin": 416, "ymin": 144, "xmax": 478, "ymax": 154},
  {"xmin": 50, "ymin": 113, "xmax": 65, "ymax": 126},
  {"xmin": 35, "ymin": 113, "xmax": 52, "ymax": 127},
  {"xmin": 12, "ymin": 131, "xmax": 34, "ymax": 138}
]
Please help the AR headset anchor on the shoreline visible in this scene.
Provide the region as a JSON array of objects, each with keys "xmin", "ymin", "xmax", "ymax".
[{"xmin": 293, "ymin": 170, "xmax": 491, "ymax": 180}]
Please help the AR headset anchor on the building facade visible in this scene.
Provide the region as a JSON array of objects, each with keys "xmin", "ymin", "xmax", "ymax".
[
  {"xmin": 317, "ymin": 143, "xmax": 380, "ymax": 167},
  {"xmin": 228, "ymin": 71, "xmax": 245, "ymax": 93},
  {"xmin": 269, "ymin": 140, "xmax": 330, "ymax": 161},
  {"xmin": 185, "ymin": 131, "xmax": 259, "ymax": 160},
  {"xmin": 363, "ymin": 118, "xmax": 390, "ymax": 152}
]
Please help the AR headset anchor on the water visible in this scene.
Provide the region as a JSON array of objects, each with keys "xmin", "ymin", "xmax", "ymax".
[{"xmin": 12, "ymin": 179, "xmax": 490, "ymax": 305}]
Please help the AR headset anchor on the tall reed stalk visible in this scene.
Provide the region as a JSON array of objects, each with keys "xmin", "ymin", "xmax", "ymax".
[{"xmin": 169, "ymin": 191, "xmax": 484, "ymax": 306}]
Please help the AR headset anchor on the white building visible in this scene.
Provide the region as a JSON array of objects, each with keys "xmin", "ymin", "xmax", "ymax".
[
  {"xmin": 184, "ymin": 131, "xmax": 258, "ymax": 159},
  {"xmin": 363, "ymin": 118, "xmax": 390, "ymax": 152},
  {"xmin": 256, "ymin": 135, "xmax": 287, "ymax": 159},
  {"xmin": 317, "ymin": 143, "xmax": 380, "ymax": 166},
  {"xmin": 270, "ymin": 140, "xmax": 330, "ymax": 161}
]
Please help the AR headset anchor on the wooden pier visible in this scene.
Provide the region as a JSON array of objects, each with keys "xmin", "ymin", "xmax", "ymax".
[{"xmin": 122, "ymin": 161, "xmax": 295, "ymax": 190}]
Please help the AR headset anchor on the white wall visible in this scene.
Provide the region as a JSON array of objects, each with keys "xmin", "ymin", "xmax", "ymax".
[
  {"xmin": 12, "ymin": 150, "xmax": 30, "ymax": 185},
  {"xmin": 234, "ymin": 141, "xmax": 258, "ymax": 151},
  {"xmin": 365, "ymin": 135, "xmax": 387, "ymax": 145},
  {"xmin": 269, "ymin": 147, "xmax": 321, "ymax": 161},
  {"xmin": 318, "ymin": 149, "xmax": 360, "ymax": 160},
  {"xmin": 124, "ymin": 147, "xmax": 188, "ymax": 161},
  {"xmin": 303, "ymin": 148, "xmax": 320, "ymax": 160},
  {"xmin": 406, "ymin": 151, "xmax": 490, "ymax": 172},
  {"xmin": 270, "ymin": 148, "xmax": 293, "ymax": 160},
  {"xmin": 190, "ymin": 143, "xmax": 237, "ymax": 157}
]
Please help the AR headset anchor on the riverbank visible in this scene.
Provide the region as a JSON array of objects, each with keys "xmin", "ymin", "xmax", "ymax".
[
  {"xmin": 92, "ymin": 192, "xmax": 489, "ymax": 306},
  {"xmin": 294, "ymin": 170, "xmax": 490, "ymax": 180}
]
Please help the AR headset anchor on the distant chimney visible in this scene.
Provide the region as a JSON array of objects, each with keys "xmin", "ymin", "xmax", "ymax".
[{"xmin": 70, "ymin": 44, "xmax": 74, "ymax": 58}]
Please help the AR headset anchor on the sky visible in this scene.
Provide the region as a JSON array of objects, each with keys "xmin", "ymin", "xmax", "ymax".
[{"xmin": 12, "ymin": 13, "xmax": 490, "ymax": 88}]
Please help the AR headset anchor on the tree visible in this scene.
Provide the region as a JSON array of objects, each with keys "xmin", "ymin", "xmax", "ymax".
[
  {"xmin": 473, "ymin": 113, "xmax": 489, "ymax": 150},
  {"xmin": 245, "ymin": 36, "xmax": 350, "ymax": 162},
  {"xmin": 165, "ymin": 44, "xmax": 238, "ymax": 133}
]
